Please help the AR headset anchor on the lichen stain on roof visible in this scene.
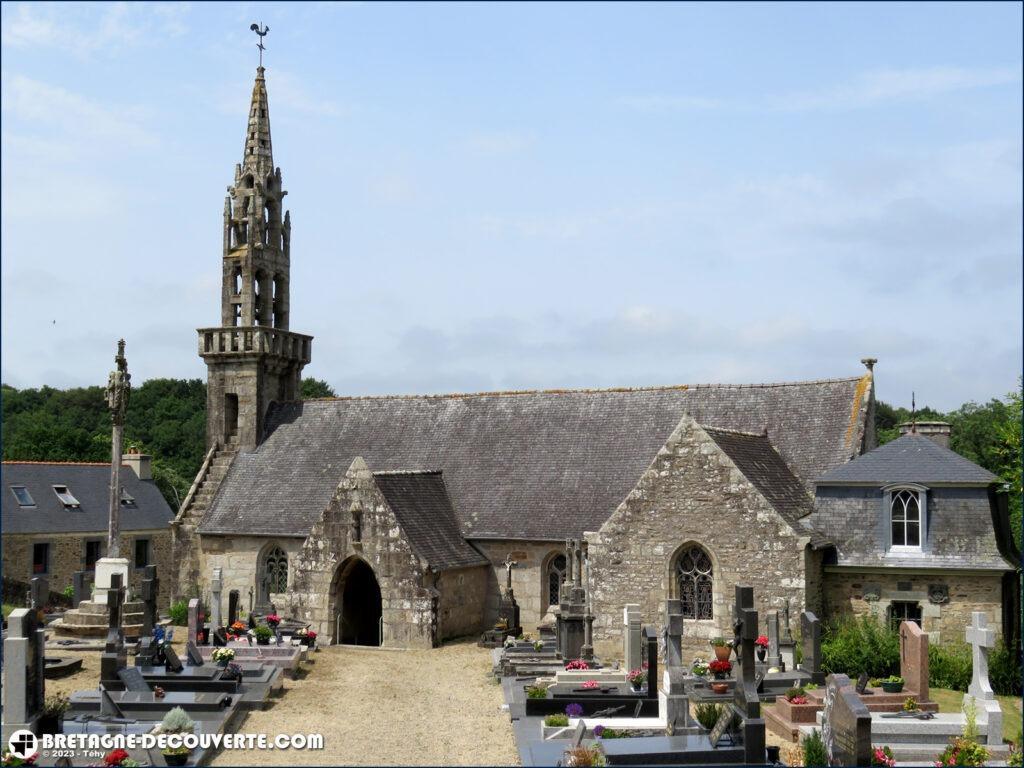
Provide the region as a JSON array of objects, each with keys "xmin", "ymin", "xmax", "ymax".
[{"xmin": 845, "ymin": 373, "xmax": 872, "ymax": 451}]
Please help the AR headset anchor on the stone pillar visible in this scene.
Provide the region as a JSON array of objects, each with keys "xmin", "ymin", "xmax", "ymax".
[
  {"xmin": 100, "ymin": 574, "xmax": 127, "ymax": 688},
  {"xmin": 663, "ymin": 599, "xmax": 691, "ymax": 733},
  {"xmin": 779, "ymin": 597, "xmax": 796, "ymax": 671},
  {"xmin": 210, "ymin": 568, "xmax": 223, "ymax": 629},
  {"xmin": 766, "ymin": 610, "xmax": 782, "ymax": 669},
  {"xmin": 623, "ymin": 604, "xmax": 642, "ymax": 670},
  {"xmin": 1, "ymin": 608, "xmax": 44, "ymax": 742}
]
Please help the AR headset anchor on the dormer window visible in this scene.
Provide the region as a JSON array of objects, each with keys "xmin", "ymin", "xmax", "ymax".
[
  {"xmin": 53, "ymin": 485, "xmax": 80, "ymax": 508},
  {"xmin": 10, "ymin": 485, "xmax": 35, "ymax": 507},
  {"xmin": 120, "ymin": 488, "xmax": 135, "ymax": 506},
  {"xmin": 885, "ymin": 484, "xmax": 928, "ymax": 552}
]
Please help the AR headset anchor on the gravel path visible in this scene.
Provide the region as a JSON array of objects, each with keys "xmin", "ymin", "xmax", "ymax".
[{"xmin": 210, "ymin": 639, "xmax": 519, "ymax": 766}]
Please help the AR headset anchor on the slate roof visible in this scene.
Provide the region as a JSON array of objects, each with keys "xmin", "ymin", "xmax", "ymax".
[
  {"xmin": 816, "ymin": 434, "xmax": 999, "ymax": 486},
  {"xmin": 701, "ymin": 426, "xmax": 829, "ymax": 547},
  {"xmin": 198, "ymin": 375, "xmax": 871, "ymax": 540},
  {"xmin": 1, "ymin": 462, "xmax": 174, "ymax": 534},
  {"xmin": 372, "ymin": 471, "xmax": 489, "ymax": 571}
]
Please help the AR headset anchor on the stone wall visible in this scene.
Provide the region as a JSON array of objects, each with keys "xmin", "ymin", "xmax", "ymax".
[
  {"xmin": 193, "ymin": 534, "xmax": 305, "ymax": 616},
  {"xmin": 2, "ymin": 529, "xmax": 172, "ymax": 606},
  {"xmin": 470, "ymin": 540, "xmax": 568, "ymax": 631},
  {"xmin": 587, "ymin": 416, "xmax": 816, "ymax": 662},
  {"xmin": 823, "ymin": 568, "xmax": 1006, "ymax": 643},
  {"xmin": 436, "ymin": 565, "xmax": 489, "ymax": 640}
]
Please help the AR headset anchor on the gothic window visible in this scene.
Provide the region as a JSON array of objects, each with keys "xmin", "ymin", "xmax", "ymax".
[
  {"xmin": 890, "ymin": 489, "xmax": 922, "ymax": 549},
  {"xmin": 263, "ymin": 546, "xmax": 288, "ymax": 593},
  {"xmin": 675, "ymin": 544, "xmax": 713, "ymax": 620},
  {"xmin": 547, "ymin": 554, "xmax": 567, "ymax": 607}
]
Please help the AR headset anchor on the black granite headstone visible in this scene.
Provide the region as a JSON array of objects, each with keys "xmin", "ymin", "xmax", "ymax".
[
  {"xmin": 856, "ymin": 672, "xmax": 870, "ymax": 695},
  {"xmin": 186, "ymin": 641, "xmax": 205, "ymax": 666},
  {"xmin": 642, "ymin": 626, "xmax": 658, "ymax": 699},
  {"xmin": 139, "ymin": 565, "xmax": 159, "ymax": 637},
  {"xmin": 100, "ymin": 574, "xmax": 127, "ymax": 686},
  {"xmin": 72, "ymin": 570, "xmax": 90, "ymax": 608},
  {"xmin": 800, "ymin": 611, "xmax": 825, "ymax": 683},
  {"xmin": 213, "ymin": 627, "xmax": 228, "ymax": 647},
  {"xmin": 822, "ymin": 673, "xmax": 872, "ymax": 767},
  {"xmin": 163, "ymin": 645, "xmax": 184, "ymax": 673},
  {"xmin": 228, "ymin": 590, "xmax": 240, "ymax": 627},
  {"xmin": 117, "ymin": 667, "xmax": 150, "ymax": 692}
]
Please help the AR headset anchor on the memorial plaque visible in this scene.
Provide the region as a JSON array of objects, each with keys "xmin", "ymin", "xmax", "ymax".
[
  {"xmin": 163, "ymin": 645, "xmax": 184, "ymax": 673},
  {"xmin": 117, "ymin": 667, "xmax": 150, "ymax": 692},
  {"xmin": 855, "ymin": 672, "xmax": 869, "ymax": 695},
  {"xmin": 754, "ymin": 671, "xmax": 765, "ymax": 694},
  {"xmin": 572, "ymin": 721, "xmax": 586, "ymax": 747},
  {"xmin": 821, "ymin": 673, "xmax": 871, "ymax": 766},
  {"xmin": 633, "ymin": 700, "xmax": 643, "ymax": 719},
  {"xmin": 186, "ymin": 641, "xmax": 205, "ymax": 667},
  {"xmin": 708, "ymin": 707, "xmax": 736, "ymax": 748}
]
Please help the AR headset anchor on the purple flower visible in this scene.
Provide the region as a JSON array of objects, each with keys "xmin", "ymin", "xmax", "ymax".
[
  {"xmin": 565, "ymin": 703, "xmax": 584, "ymax": 717},
  {"xmin": 593, "ymin": 725, "xmax": 605, "ymax": 738}
]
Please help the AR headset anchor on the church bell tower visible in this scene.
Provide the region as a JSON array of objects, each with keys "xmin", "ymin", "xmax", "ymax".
[{"xmin": 198, "ymin": 66, "xmax": 312, "ymax": 452}]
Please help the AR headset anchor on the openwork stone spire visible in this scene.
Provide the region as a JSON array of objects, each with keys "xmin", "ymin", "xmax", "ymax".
[{"xmin": 243, "ymin": 68, "xmax": 273, "ymax": 176}]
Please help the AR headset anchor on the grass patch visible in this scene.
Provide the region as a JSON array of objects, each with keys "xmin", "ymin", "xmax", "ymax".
[{"xmin": 930, "ymin": 687, "xmax": 1022, "ymax": 743}]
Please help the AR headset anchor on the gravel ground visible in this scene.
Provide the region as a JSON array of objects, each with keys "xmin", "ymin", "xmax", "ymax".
[{"xmin": 210, "ymin": 639, "xmax": 519, "ymax": 766}]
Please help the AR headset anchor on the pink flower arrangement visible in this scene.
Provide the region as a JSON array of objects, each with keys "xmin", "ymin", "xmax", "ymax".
[
  {"xmin": 265, "ymin": 614, "xmax": 281, "ymax": 624},
  {"xmin": 581, "ymin": 680, "xmax": 599, "ymax": 690},
  {"xmin": 872, "ymin": 747, "xmax": 896, "ymax": 768},
  {"xmin": 565, "ymin": 659, "xmax": 590, "ymax": 670},
  {"xmin": 788, "ymin": 695, "xmax": 808, "ymax": 705},
  {"xmin": 755, "ymin": 635, "xmax": 769, "ymax": 648}
]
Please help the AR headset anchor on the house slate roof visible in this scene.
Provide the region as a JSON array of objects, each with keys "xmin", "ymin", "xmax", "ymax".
[
  {"xmin": 372, "ymin": 471, "xmax": 489, "ymax": 571},
  {"xmin": 701, "ymin": 426, "xmax": 830, "ymax": 548},
  {"xmin": 198, "ymin": 374, "xmax": 871, "ymax": 540},
  {"xmin": 1, "ymin": 462, "xmax": 174, "ymax": 535},
  {"xmin": 816, "ymin": 434, "xmax": 999, "ymax": 486}
]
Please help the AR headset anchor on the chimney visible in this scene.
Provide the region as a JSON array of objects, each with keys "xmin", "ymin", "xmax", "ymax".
[
  {"xmin": 898, "ymin": 421, "xmax": 951, "ymax": 449},
  {"xmin": 122, "ymin": 452, "xmax": 152, "ymax": 480}
]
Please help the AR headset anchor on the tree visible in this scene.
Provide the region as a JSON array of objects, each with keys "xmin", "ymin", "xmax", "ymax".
[{"xmin": 301, "ymin": 378, "xmax": 337, "ymax": 399}]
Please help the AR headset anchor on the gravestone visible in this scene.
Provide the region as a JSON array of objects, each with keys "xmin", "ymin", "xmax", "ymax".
[
  {"xmin": 210, "ymin": 567, "xmax": 223, "ymax": 629},
  {"xmin": 898, "ymin": 620, "xmax": 929, "ymax": 701},
  {"xmin": 136, "ymin": 637, "xmax": 158, "ymax": 668},
  {"xmin": 117, "ymin": 667, "xmax": 150, "ymax": 693},
  {"xmin": 187, "ymin": 641, "xmax": 205, "ymax": 666},
  {"xmin": 642, "ymin": 626, "xmax": 659, "ymax": 699},
  {"xmin": 963, "ymin": 612, "xmax": 1002, "ymax": 746},
  {"xmin": 709, "ymin": 707, "xmax": 737, "ymax": 748},
  {"xmin": 855, "ymin": 672, "xmax": 870, "ymax": 695},
  {"xmin": 140, "ymin": 565, "xmax": 159, "ymax": 637},
  {"xmin": 733, "ymin": 585, "xmax": 766, "ymax": 764},
  {"xmin": 821, "ymin": 673, "xmax": 871, "ymax": 766},
  {"xmin": 623, "ymin": 604, "xmax": 642, "ymax": 670},
  {"xmin": 100, "ymin": 574, "xmax": 128, "ymax": 687},
  {"xmin": 799, "ymin": 611, "xmax": 825, "ymax": 683},
  {"xmin": 163, "ymin": 644, "xmax": 184, "ymax": 673},
  {"xmin": 187, "ymin": 598, "xmax": 202, "ymax": 646},
  {"xmin": 1, "ymin": 608, "xmax": 45, "ymax": 742},
  {"xmin": 228, "ymin": 590, "xmax": 240, "ymax": 627},
  {"xmin": 72, "ymin": 570, "xmax": 90, "ymax": 608},
  {"xmin": 557, "ymin": 538, "xmax": 587, "ymax": 660},
  {"xmin": 213, "ymin": 627, "xmax": 229, "ymax": 647},
  {"xmin": 662, "ymin": 599, "xmax": 691, "ymax": 734},
  {"xmin": 30, "ymin": 575, "xmax": 49, "ymax": 621},
  {"xmin": 766, "ymin": 611, "xmax": 782, "ymax": 669}
]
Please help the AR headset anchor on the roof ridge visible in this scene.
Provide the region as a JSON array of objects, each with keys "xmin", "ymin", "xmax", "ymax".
[
  {"xmin": 288, "ymin": 375, "xmax": 865, "ymax": 404},
  {"xmin": 700, "ymin": 424, "xmax": 768, "ymax": 438},
  {"xmin": 373, "ymin": 470, "xmax": 443, "ymax": 477},
  {"xmin": 3, "ymin": 460, "xmax": 122, "ymax": 467}
]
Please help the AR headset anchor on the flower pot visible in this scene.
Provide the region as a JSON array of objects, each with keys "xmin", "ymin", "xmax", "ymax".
[
  {"xmin": 880, "ymin": 681, "xmax": 904, "ymax": 694},
  {"xmin": 756, "ymin": 647, "xmax": 767, "ymax": 662},
  {"xmin": 257, "ymin": 637, "xmax": 270, "ymax": 645},
  {"xmin": 216, "ymin": 658, "xmax": 230, "ymax": 668},
  {"xmin": 710, "ymin": 682, "xmax": 729, "ymax": 694},
  {"xmin": 713, "ymin": 646, "xmax": 731, "ymax": 662},
  {"xmin": 37, "ymin": 714, "xmax": 62, "ymax": 736},
  {"xmin": 163, "ymin": 751, "xmax": 190, "ymax": 766}
]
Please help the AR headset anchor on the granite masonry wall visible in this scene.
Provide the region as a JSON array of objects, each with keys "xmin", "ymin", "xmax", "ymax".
[
  {"xmin": 587, "ymin": 416, "xmax": 816, "ymax": 662},
  {"xmin": 2, "ymin": 529, "xmax": 172, "ymax": 605},
  {"xmin": 193, "ymin": 533, "xmax": 305, "ymax": 615},
  {"xmin": 470, "ymin": 540, "xmax": 569, "ymax": 631},
  {"xmin": 436, "ymin": 565, "xmax": 489, "ymax": 640}
]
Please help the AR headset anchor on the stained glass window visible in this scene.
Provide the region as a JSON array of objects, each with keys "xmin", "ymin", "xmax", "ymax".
[
  {"xmin": 675, "ymin": 545, "xmax": 713, "ymax": 620},
  {"xmin": 264, "ymin": 546, "xmax": 288, "ymax": 593},
  {"xmin": 547, "ymin": 555, "xmax": 567, "ymax": 607}
]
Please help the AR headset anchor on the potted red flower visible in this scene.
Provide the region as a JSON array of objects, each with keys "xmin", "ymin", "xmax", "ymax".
[
  {"xmin": 708, "ymin": 659, "xmax": 732, "ymax": 693},
  {"xmin": 264, "ymin": 613, "xmax": 281, "ymax": 629},
  {"xmin": 755, "ymin": 634, "xmax": 769, "ymax": 662}
]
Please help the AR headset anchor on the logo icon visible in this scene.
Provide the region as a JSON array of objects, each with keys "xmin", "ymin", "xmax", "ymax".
[{"xmin": 7, "ymin": 730, "xmax": 38, "ymax": 759}]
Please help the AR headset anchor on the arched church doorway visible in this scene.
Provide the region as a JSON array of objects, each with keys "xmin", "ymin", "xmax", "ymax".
[{"xmin": 330, "ymin": 557, "xmax": 382, "ymax": 646}]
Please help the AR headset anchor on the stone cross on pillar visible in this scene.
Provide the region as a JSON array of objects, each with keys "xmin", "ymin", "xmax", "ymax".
[
  {"xmin": 733, "ymin": 585, "xmax": 761, "ymax": 718},
  {"xmin": 140, "ymin": 565, "xmax": 159, "ymax": 637},
  {"xmin": 502, "ymin": 554, "xmax": 517, "ymax": 595},
  {"xmin": 623, "ymin": 604, "xmax": 642, "ymax": 671},
  {"xmin": 211, "ymin": 567, "xmax": 224, "ymax": 628},
  {"xmin": 105, "ymin": 339, "xmax": 131, "ymax": 558},
  {"xmin": 966, "ymin": 612, "xmax": 996, "ymax": 700}
]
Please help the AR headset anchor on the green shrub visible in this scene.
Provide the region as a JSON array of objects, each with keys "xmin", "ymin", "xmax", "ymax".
[
  {"xmin": 168, "ymin": 600, "xmax": 188, "ymax": 626},
  {"xmin": 821, "ymin": 615, "xmax": 899, "ymax": 678},
  {"xmin": 989, "ymin": 638, "xmax": 1022, "ymax": 695},
  {"xmin": 929, "ymin": 642, "xmax": 972, "ymax": 692},
  {"xmin": 62, "ymin": 585, "xmax": 74, "ymax": 600},
  {"xmin": 784, "ymin": 687, "xmax": 806, "ymax": 700},
  {"xmin": 253, "ymin": 625, "xmax": 272, "ymax": 642},
  {"xmin": 159, "ymin": 706, "xmax": 194, "ymax": 734},
  {"xmin": 694, "ymin": 702, "xmax": 724, "ymax": 731},
  {"xmin": 598, "ymin": 728, "xmax": 632, "ymax": 739},
  {"xmin": 525, "ymin": 684, "xmax": 548, "ymax": 699},
  {"xmin": 544, "ymin": 714, "xmax": 568, "ymax": 727},
  {"xmin": 802, "ymin": 729, "xmax": 828, "ymax": 767}
]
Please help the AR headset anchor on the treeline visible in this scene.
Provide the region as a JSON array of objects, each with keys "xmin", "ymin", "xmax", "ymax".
[
  {"xmin": 2, "ymin": 378, "xmax": 1019, "ymax": 540},
  {"xmin": 1, "ymin": 378, "xmax": 336, "ymax": 511}
]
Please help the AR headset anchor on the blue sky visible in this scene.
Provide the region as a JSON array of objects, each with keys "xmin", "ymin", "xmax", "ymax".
[{"xmin": 2, "ymin": 2, "xmax": 1021, "ymax": 410}]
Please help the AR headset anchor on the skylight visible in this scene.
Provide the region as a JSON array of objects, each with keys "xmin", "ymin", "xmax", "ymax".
[
  {"xmin": 53, "ymin": 485, "xmax": 80, "ymax": 508},
  {"xmin": 10, "ymin": 486, "xmax": 34, "ymax": 506}
]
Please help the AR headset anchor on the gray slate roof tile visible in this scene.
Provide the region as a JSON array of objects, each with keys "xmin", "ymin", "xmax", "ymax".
[
  {"xmin": 1, "ymin": 462, "xmax": 174, "ymax": 534},
  {"xmin": 816, "ymin": 434, "xmax": 998, "ymax": 486},
  {"xmin": 199, "ymin": 376, "xmax": 870, "ymax": 539}
]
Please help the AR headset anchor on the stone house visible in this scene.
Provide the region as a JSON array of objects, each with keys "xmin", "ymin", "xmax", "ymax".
[
  {"xmin": 171, "ymin": 64, "xmax": 1016, "ymax": 654},
  {"xmin": 2, "ymin": 456, "xmax": 173, "ymax": 604}
]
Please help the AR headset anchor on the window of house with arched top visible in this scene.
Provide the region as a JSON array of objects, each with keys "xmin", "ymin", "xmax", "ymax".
[
  {"xmin": 674, "ymin": 544, "xmax": 714, "ymax": 620},
  {"xmin": 545, "ymin": 553, "xmax": 567, "ymax": 609},
  {"xmin": 262, "ymin": 545, "xmax": 288, "ymax": 594}
]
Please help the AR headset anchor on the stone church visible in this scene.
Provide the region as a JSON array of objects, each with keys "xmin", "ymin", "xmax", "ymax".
[{"xmin": 171, "ymin": 66, "xmax": 1018, "ymax": 657}]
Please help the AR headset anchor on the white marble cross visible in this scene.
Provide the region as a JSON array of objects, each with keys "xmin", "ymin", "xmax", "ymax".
[{"xmin": 965, "ymin": 611, "xmax": 995, "ymax": 700}]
